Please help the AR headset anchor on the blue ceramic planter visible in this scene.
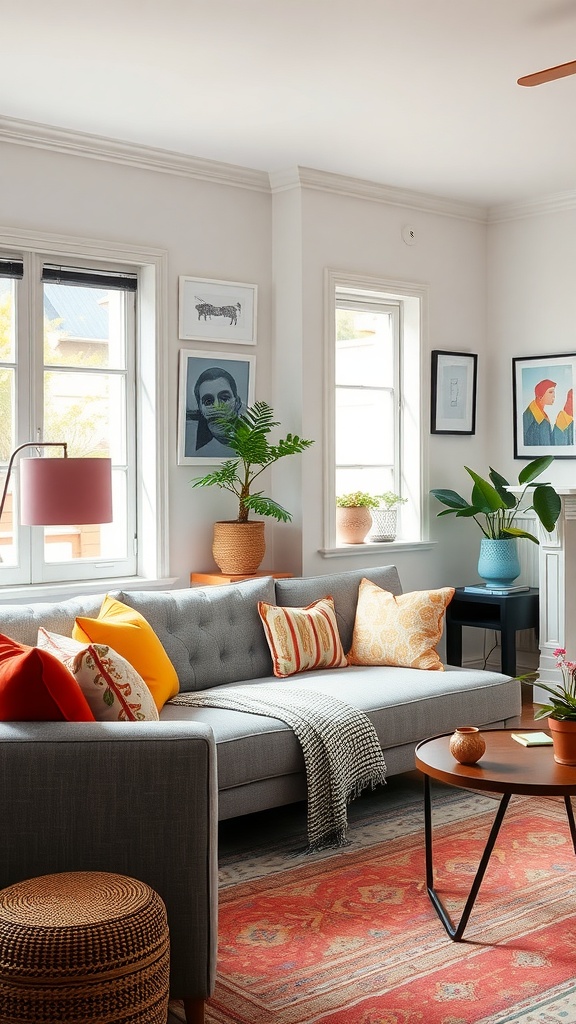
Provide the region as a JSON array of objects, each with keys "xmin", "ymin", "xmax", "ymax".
[{"xmin": 477, "ymin": 538, "xmax": 521, "ymax": 588}]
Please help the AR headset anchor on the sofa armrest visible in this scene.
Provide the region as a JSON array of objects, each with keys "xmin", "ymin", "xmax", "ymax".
[{"xmin": 0, "ymin": 720, "xmax": 218, "ymax": 1003}]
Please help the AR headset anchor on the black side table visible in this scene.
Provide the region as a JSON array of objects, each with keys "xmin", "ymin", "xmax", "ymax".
[{"xmin": 445, "ymin": 587, "xmax": 539, "ymax": 677}]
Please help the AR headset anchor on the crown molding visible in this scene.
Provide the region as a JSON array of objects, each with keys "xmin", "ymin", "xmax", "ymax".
[
  {"xmin": 269, "ymin": 166, "xmax": 488, "ymax": 222},
  {"xmin": 488, "ymin": 190, "xmax": 576, "ymax": 223},
  {"xmin": 0, "ymin": 115, "xmax": 270, "ymax": 192}
]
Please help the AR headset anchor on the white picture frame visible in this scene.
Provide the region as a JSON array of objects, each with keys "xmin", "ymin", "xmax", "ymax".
[
  {"xmin": 178, "ymin": 276, "xmax": 257, "ymax": 344},
  {"xmin": 177, "ymin": 349, "xmax": 256, "ymax": 465}
]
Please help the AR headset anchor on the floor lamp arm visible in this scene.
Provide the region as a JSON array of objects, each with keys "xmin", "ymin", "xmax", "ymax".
[{"xmin": 0, "ymin": 442, "xmax": 68, "ymax": 522}]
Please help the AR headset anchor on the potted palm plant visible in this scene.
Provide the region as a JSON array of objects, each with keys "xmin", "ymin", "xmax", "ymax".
[
  {"xmin": 430, "ymin": 456, "xmax": 561, "ymax": 587},
  {"xmin": 534, "ymin": 648, "xmax": 576, "ymax": 765},
  {"xmin": 371, "ymin": 491, "xmax": 408, "ymax": 542},
  {"xmin": 191, "ymin": 401, "xmax": 313, "ymax": 574},
  {"xmin": 335, "ymin": 491, "xmax": 379, "ymax": 544}
]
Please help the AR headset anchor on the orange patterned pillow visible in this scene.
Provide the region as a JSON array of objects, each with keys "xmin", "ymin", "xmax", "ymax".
[
  {"xmin": 347, "ymin": 579, "xmax": 455, "ymax": 671},
  {"xmin": 258, "ymin": 597, "xmax": 348, "ymax": 678}
]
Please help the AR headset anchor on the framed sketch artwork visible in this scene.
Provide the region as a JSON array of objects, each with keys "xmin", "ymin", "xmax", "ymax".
[
  {"xmin": 513, "ymin": 353, "xmax": 576, "ymax": 458},
  {"xmin": 177, "ymin": 350, "xmax": 256, "ymax": 465},
  {"xmin": 430, "ymin": 350, "xmax": 478, "ymax": 435},
  {"xmin": 179, "ymin": 276, "xmax": 257, "ymax": 345}
]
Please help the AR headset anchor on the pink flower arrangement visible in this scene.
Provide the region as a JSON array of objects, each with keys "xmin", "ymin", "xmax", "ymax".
[{"xmin": 535, "ymin": 648, "xmax": 576, "ymax": 720}]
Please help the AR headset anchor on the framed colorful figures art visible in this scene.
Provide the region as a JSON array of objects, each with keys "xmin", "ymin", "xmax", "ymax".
[{"xmin": 513, "ymin": 353, "xmax": 576, "ymax": 459}]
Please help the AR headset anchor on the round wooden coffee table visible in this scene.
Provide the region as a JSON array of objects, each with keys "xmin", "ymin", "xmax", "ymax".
[{"xmin": 415, "ymin": 729, "xmax": 576, "ymax": 941}]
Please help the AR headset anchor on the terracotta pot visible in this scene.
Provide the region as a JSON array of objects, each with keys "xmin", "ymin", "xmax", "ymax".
[
  {"xmin": 212, "ymin": 520, "xmax": 266, "ymax": 575},
  {"xmin": 449, "ymin": 726, "xmax": 486, "ymax": 765},
  {"xmin": 548, "ymin": 717, "xmax": 576, "ymax": 765},
  {"xmin": 336, "ymin": 506, "xmax": 372, "ymax": 544}
]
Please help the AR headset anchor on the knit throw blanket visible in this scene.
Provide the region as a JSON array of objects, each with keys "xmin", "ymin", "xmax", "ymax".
[{"xmin": 169, "ymin": 684, "xmax": 387, "ymax": 850}]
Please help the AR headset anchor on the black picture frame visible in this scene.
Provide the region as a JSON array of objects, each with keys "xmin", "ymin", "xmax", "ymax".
[
  {"xmin": 177, "ymin": 349, "xmax": 255, "ymax": 465},
  {"xmin": 430, "ymin": 350, "xmax": 478, "ymax": 435},
  {"xmin": 512, "ymin": 352, "xmax": 576, "ymax": 459}
]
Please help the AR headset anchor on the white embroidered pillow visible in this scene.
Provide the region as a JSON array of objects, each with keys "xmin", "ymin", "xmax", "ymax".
[{"xmin": 37, "ymin": 629, "xmax": 159, "ymax": 722}]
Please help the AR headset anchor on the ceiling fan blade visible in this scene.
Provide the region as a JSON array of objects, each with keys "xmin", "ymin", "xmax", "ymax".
[{"xmin": 518, "ymin": 59, "xmax": 576, "ymax": 86}]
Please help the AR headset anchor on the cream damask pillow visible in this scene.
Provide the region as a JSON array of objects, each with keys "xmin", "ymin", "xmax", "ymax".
[
  {"xmin": 347, "ymin": 579, "xmax": 455, "ymax": 671},
  {"xmin": 37, "ymin": 629, "xmax": 159, "ymax": 722},
  {"xmin": 258, "ymin": 597, "xmax": 348, "ymax": 678}
]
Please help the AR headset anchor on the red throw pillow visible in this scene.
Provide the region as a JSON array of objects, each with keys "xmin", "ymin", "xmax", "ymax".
[{"xmin": 0, "ymin": 634, "xmax": 95, "ymax": 722}]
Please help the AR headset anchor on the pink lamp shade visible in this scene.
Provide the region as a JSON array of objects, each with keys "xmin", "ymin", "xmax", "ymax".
[{"xmin": 19, "ymin": 458, "xmax": 113, "ymax": 526}]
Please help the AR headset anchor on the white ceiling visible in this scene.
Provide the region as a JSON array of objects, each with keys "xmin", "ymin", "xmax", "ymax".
[{"xmin": 3, "ymin": 0, "xmax": 576, "ymax": 207}]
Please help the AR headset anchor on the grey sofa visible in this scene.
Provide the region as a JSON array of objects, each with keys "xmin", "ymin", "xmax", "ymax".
[{"xmin": 0, "ymin": 564, "xmax": 521, "ymax": 1023}]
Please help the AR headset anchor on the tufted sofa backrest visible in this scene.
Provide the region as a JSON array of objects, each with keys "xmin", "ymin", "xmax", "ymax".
[
  {"xmin": 0, "ymin": 594, "xmax": 106, "ymax": 648},
  {"xmin": 115, "ymin": 575, "xmax": 275, "ymax": 692},
  {"xmin": 274, "ymin": 565, "xmax": 403, "ymax": 654}
]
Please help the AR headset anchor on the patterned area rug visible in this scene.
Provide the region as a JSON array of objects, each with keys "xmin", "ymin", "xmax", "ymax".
[{"xmin": 169, "ymin": 777, "xmax": 576, "ymax": 1023}]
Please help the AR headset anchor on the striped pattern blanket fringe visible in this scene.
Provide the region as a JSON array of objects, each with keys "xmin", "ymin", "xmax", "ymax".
[{"xmin": 169, "ymin": 685, "xmax": 387, "ymax": 851}]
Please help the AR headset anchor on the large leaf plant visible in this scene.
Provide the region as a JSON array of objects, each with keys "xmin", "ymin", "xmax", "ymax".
[
  {"xmin": 430, "ymin": 456, "xmax": 561, "ymax": 543},
  {"xmin": 191, "ymin": 401, "xmax": 314, "ymax": 523}
]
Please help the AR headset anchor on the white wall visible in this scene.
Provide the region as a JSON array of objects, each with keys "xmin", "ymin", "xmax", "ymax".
[
  {"xmin": 288, "ymin": 179, "xmax": 490, "ymax": 593},
  {"xmin": 4, "ymin": 135, "xmax": 545, "ymax": 600},
  {"xmin": 0, "ymin": 140, "xmax": 272, "ymax": 588},
  {"xmin": 487, "ymin": 205, "xmax": 576, "ymax": 494}
]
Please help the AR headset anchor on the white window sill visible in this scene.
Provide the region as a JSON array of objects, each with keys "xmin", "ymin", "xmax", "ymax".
[
  {"xmin": 0, "ymin": 577, "xmax": 179, "ymax": 605},
  {"xmin": 319, "ymin": 540, "xmax": 435, "ymax": 557}
]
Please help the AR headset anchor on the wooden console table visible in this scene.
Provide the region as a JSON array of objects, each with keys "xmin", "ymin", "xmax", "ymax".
[{"xmin": 190, "ymin": 571, "xmax": 293, "ymax": 587}]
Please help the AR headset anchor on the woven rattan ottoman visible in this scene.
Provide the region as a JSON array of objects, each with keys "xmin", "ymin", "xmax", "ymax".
[{"xmin": 0, "ymin": 870, "xmax": 170, "ymax": 1024}]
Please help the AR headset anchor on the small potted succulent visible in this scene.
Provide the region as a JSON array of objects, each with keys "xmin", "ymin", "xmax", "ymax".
[
  {"xmin": 534, "ymin": 648, "xmax": 576, "ymax": 765},
  {"xmin": 335, "ymin": 491, "xmax": 379, "ymax": 544},
  {"xmin": 371, "ymin": 491, "xmax": 408, "ymax": 542}
]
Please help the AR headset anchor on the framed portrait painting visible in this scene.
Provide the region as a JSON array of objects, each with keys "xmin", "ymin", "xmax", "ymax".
[
  {"xmin": 513, "ymin": 353, "xmax": 576, "ymax": 458},
  {"xmin": 430, "ymin": 350, "xmax": 478, "ymax": 435},
  {"xmin": 178, "ymin": 276, "xmax": 257, "ymax": 344},
  {"xmin": 177, "ymin": 350, "xmax": 255, "ymax": 465}
]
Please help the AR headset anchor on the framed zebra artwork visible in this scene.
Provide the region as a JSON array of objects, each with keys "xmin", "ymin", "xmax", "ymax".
[
  {"xmin": 179, "ymin": 276, "xmax": 257, "ymax": 344},
  {"xmin": 177, "ymin": 349, "xmax": 256, "ymax": 465}
]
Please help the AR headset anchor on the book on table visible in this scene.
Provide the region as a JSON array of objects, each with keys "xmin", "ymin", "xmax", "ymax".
[
  {"xmin": 511, "ymin": 732, "xmax": 553, "ymax": 747},
  {"xmin": 463, "ymin": 584, "xmax": 531, "ymax": 596}
]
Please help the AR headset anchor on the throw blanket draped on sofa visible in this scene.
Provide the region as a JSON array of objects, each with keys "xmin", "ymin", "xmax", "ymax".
[{"xmin": 169, "ymin": 685, "xmax": 387, "ymax": 850}]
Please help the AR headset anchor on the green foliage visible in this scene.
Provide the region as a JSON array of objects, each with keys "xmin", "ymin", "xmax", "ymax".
[
  {"xmin": 430, "ymin": 457, "xmax": 561, "ymax": 542},
  {"xmin": 374, "ymin": 491, "xmax": 407, "ymax": 509},
  {"xmin": 191, "ymin": 401, "xmax": 314, "ymax": 523},
  {"xmin": 336, "ymin": 491, "xmax": 380, "ymax": 508}
]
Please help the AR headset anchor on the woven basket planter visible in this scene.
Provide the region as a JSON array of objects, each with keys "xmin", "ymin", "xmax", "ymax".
[
  {"xmin": 0, "ymin": 871, "xmax": 169, "ymax": 1024},
  {"xmin": 212, "ymin": 520, "xmax": 266, "ymax": 574}
]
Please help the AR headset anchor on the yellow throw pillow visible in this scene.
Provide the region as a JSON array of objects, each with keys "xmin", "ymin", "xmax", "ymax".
[
  {"xmin": 73, "ymin": 595, "xmax": 179, "ymax": 710},
  {"xmin": 347, "ymin": 579, "xmax": 455, "ymax": 671},
  {"xmin": 258, "ymin": 597, "xmax": 348, "ymax": 678}
]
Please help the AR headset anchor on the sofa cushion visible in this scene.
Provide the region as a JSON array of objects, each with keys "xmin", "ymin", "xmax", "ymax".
[
  {"xmin": 0, "ymin": 634, "xmax": 95, "ymax": 722},
  {"xmin": 159, "ymin": 665, "xmax": 521, "ymax": 796},
  {"xmin": 115, "ymin": 575, "xmax": 276, "ymax": 692},
  {"xmin": 73, "ymin": 595, "xmax": 179, "ymax": 711},
  {"xmin": 37, "ymin": 629, "xmax": 159, "ymax": 722},
  {"xmin": 258, "ymin": 597, "xmax": 348, "ymax": 677},
  {"xmin": 275, "ymin": 565, "xmax": 402, "ymax": 653},
  {"xmin": 347, "ymin": 580, "xmax": 455, "ymax": 670}
]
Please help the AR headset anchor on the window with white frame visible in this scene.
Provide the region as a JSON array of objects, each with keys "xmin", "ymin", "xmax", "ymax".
[
  {"xmin": 0, "ymin": 252, "xmax": 138, "ymax": 586},
  {"xmin": 325, "ymin": 271, "xmax": 424, "ymax": 547}
]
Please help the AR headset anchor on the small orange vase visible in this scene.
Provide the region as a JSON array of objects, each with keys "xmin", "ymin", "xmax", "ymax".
[
  {"xmin": 449, "ymin": 726, "xmax": 486, "ymax": 765},
  {"xmin": 549, "ymin": 717, "xmax": 576, "ymax": 765}
]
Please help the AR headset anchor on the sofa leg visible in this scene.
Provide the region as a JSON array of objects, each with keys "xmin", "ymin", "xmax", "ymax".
[{"xmin": 182, "ymin": 997, "xmax": 205, "ymax": 1024}]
